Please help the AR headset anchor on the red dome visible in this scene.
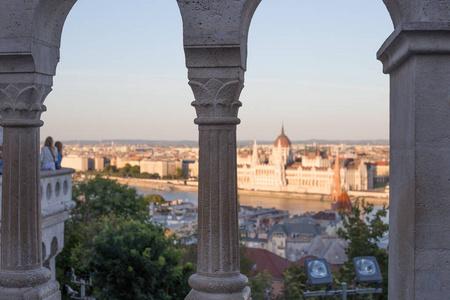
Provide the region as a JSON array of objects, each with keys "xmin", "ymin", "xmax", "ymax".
[{"xmin": 274, "ymin": 126, "xmax": 291, "ymax": 148}]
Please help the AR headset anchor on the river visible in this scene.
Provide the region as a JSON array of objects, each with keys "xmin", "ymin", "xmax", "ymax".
[{"xmin": 135, "ymin": 186, "xmax": 388, "ymax": 219}]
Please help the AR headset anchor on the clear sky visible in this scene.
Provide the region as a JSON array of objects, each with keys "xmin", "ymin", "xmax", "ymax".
[{"xmin": 42, "ymin": 0, "xmax": 394, "ymax": 142}]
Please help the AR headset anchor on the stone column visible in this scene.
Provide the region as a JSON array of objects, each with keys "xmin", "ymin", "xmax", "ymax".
[
  {"xmin": 186, "ymin": 70, "xmax": 250, "ymax": 300},
  {"xmin": 0, "ymin": 75, "xmax": 60, "ymax": 299},
  {"xmin": 378, "ymin": 23, "xmax": 450, "ymax": 299},
  {"xmin": 177, "ymin": 1, "xmax": 260, "ymax": 299}
]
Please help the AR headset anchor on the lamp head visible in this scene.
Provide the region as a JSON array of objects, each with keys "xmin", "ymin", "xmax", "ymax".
[
  {"xmin": 62, "ymin": 284, "xmax": 77, "ymax": 296},
  {"xmin": 80, "ymin": 271, "xmax": 90, "ymax": 281},
  {"xmin": 353, "ymin": 256, "xmax": 383, "ymax": 285},
  {"xmin": 304, "ymin": 258, "xmax": 333, "ymax": 287},
  {"xmin": 64, "ymin": 267, "xmax": 74, "ymax": 278}
]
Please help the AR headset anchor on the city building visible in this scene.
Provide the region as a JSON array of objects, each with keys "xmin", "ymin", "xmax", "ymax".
[
  {"xmin": 61, "ymin": 155, "xmax": 94, "ymax": 171},
  {"xmin": 140, "ymin": 159, "xmax": 183, "ymax": 177},
  {"xmin": 237, "ymin": 127, "xmax": 374, "ymax": 194}
]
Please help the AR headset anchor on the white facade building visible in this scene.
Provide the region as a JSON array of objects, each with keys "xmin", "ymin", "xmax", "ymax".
[{"xmin": 237, "ymin": 128, "xmax": 374, "ymax": 194}]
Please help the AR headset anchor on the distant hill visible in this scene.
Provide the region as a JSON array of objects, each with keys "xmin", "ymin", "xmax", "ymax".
[
  {"xmin": 61, "ymin": 140, "xmax": 199, "ymax": 147},
  {"xmin": 60, "ymin": 139, "xmax": 388, "ymax": 147}
]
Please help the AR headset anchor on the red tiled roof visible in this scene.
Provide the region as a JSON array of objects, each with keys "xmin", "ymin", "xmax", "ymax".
[{"xmin": 243, "ymin": 248, "xmax": 292, "ymax": 279}]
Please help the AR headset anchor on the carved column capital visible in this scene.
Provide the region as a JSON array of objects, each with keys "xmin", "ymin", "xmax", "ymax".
[
  {"xmin": 190, "ymin": 77, "xmax": 243, "ymax": 125},
  {"xmin": 0, "ymin": 83, "xmax": 50, "ymax": 127}
]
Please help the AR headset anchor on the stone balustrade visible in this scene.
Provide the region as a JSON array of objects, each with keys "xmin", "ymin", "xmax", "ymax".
[{"xmin": 0, "ymin": 168, "xmax": 75, "ymax": 280}]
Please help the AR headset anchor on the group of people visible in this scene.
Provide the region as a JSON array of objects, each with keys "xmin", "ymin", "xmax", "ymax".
[{"xmin": 41, "ymin": 136, "xmax": 63, "ymax": 171}]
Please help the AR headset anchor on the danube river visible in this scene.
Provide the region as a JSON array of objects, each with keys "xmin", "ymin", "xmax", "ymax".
[{"xmin": 135, "ymin": 186, "xmax": 388, "ymax": 217}]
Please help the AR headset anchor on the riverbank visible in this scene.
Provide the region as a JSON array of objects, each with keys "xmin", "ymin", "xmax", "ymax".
[
  {"xmin": 111, "ymin": 177, "xmax": 198, "ymax": 192},
  {"xmin": 111, "ymin": 176, "xmax": 389, "ymax": 205}
]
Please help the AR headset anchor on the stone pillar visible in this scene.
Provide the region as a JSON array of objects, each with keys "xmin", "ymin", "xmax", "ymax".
[
  {"xmin": 177, "ymin": 1, "xmax": 260, "ymax": 299},
  {"xmin": 378, "ymin": 23, "xmax": 450, "ymax": 299},
  {"xmin": 186, "ymin": 70, "xmax": 249, "ymax": 299},
  {"xmin": 0, "ymin": 76, "xmax": 59, "ymax": 299}
]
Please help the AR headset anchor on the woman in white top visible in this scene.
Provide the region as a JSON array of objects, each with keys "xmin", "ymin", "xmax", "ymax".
[{"xmin": 41, "ymin": 136, "xmax": 58, "ymax": 170}]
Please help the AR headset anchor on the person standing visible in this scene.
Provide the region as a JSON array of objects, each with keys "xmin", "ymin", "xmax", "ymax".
[
  {"xmin": 41, "ymin": 136, "xmax": 58, "ymax": 170},
  {"xmin": 55, "ymin": 141, "xmax": 63, "ymax": 169}
]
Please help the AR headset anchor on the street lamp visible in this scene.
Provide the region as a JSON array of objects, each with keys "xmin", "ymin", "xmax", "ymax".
[
  {"xmin": 303, "ymin": 257, "xmax": 383, "ymax": 299},
  {"xmin": 353, "ymin": 256, "xmax": 383, "ymax": 285},
  {"xmin": 62, "ymin": 267, "xmax": 96, "ymax": 300},
  {"xmin": 305, "ymin": 258, "xmax": 333, "ymax": 288}
]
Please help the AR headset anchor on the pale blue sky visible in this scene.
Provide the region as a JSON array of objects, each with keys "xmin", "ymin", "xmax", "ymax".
[{"xmin": 42, "ymin": 0, "xmax": 393, "ymax": 142}]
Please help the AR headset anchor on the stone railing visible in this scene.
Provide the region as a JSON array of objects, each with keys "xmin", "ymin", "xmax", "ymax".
[{"xmin": 0, "ymin": 168, "xmax": 76, "ymax": 280}]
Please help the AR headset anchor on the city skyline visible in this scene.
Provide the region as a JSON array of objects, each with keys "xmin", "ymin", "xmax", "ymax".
[{"xmin": 42, "ymin": 0, "xmax": 393, "ymax": 141}]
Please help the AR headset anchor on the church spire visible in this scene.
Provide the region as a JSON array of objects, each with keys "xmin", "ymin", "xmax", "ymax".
[
  {"xmin": 331, "ymin": 149, "xmax": 342, "ymax": 203},
  {"xmin": 252, "ymin": 139, "xmax": 259, "ymax": 166},
  {"xmin": 281, "ymin": 123, "xmax": 285, "ymax": 135},
  {"xmin": 330, "ymin": 149, "xmax": 352, "ymax": 213}
]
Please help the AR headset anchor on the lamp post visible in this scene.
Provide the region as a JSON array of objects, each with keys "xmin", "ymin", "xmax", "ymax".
[
  {"xmin": 303, "ymin": 257, "xmax": 383, "ymax": 299},
  {"xmin": 62, "ymin": 268, "xmax": 96, "ymax": 300}
]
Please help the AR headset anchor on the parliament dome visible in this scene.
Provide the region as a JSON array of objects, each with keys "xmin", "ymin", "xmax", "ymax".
[{"xmin": 274, "ymin": 125, "xmax": 291, "ymax": 148}]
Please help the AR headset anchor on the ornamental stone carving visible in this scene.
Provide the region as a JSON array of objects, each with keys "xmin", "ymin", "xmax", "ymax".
[
  {"xmin": 0, "ymin": 84, "xmax": 50, "ymax": 122},
  {"xmin": 190, "ymin": 78, "xmax": 243, "ymax": 120}
]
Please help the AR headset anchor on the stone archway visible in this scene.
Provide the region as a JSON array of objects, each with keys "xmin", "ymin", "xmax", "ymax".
[{"xmin": 1, "ymin": 1, "xmax": 450, "ymax": 299}]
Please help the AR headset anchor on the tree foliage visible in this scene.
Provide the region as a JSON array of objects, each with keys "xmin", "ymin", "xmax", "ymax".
[
  {"xmin": 163, "ymin": 168, "xmax": 187, "ymax": 180},
  {"xmin": 249, "ymin": 270, "xmax": 274, "ymax": 300},
  {"xmin": 144, "ymin": 194, "xmax": 167, "ymax": 205},
  {"xmin": 337, "ymin": 199, "xmax": 389, "ymax": 299},
  {"xmin": 103, "ymin": 163, "xmax": 160, "ymax": 179},
  {"xmin": 278, "ymin": 263, "xmax": 307, "ymax": 300},
  {"xmin": 72, "ymin": 176, "xmax": 150, "ymax": 222},
  {"xmin": 118, "ymin": 164, "xmax": 141, "ymax": 178},
  {"xmin": 56, "ymin": 177, "xmax": 193, "ymax": 299},
  {"xmin": 91, "ymin": 217, "xmax": 193, "ymax": 300}
]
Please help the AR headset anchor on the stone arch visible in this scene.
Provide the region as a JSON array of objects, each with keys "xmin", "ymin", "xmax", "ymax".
[
  {"xmin": 33, "ymin": 0, "xmax": 77, "ymax": 47},
  {"xmin": 0, "ymin": 0, "xmax": 76, "ymax": 74},
  {"xmin": 382, "ymin": 0, "xmax": 450, "ymax": 27}
]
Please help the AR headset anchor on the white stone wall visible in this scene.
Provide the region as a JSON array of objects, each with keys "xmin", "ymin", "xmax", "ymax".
[{"xmin": 0, "ymin": 168, "xmax": 75, "ymax": 280}]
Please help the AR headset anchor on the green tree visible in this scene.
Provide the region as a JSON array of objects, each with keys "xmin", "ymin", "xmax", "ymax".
[
  {"xmin": 57, "ymin": 177, "xmax": 193, "ymax": 299},
  {"xmin": 57, "ymin": 177, "xmax": 151, "ymax": 297},
  {"xmin": 337, "ymin": 199, "xmax": 389, "ymax": 299},
  {"xmin": 278, "ymin": 263, "xmax": 307, "ymax": 300},
  {"xmin": 91, "ymin": 217, "xmax": 193, "ymax": 300},
  {"xmin": 72, "ymin": 176, "xmax": 150, "ymax": 222},
  {"xmin": 249, "ymin": 270, "xmax": 274, "ymax": 300},
  {"xmin": 175, "ymin": 167, "xmax": 186, "ymax": 179},
  {"xmin": 118, "ymin": 163, "xmax": 132, "ymax": 177},
  {"xmin": 130, "ymin": 165, "xmax": 140, "ymax": 177},
  {"xmin": 144, "ymin": 194, "xmax": 167, "ymax": 205},
  {"xmin": 103, "ymin": 163, "xmax": 117, "ymax": 174}
]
